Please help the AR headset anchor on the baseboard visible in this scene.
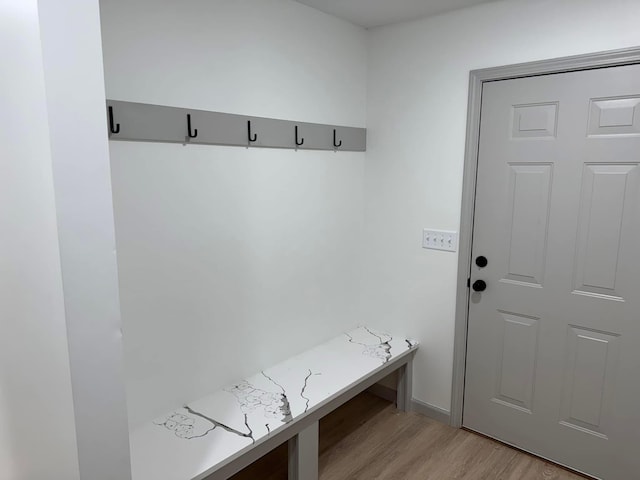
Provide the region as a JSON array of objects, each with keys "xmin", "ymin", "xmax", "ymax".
[
  {"xmin": 367, "ymin": 384, "xmax": 451, "ymax": 425},
  {"xmin": 366, "ymin": 383, "xmax": 396, "ymax": 403},
  {"xmin": 411, "ymin": 398, "xmax": 451, "ymax": 425}
]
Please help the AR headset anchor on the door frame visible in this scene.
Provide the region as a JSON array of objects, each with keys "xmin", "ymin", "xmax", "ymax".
[{"xmin": 450, "ymin": 46, "xmax": 640, "ymax": 428}]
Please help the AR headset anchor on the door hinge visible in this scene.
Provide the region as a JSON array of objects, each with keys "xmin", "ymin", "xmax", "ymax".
[{"xmin": 467, "ymin": 278, "xmax": 471, "ymax": 288}]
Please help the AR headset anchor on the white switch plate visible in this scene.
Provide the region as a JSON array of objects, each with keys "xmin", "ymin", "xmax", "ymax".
[{"xmin": 422, "ymin": 229, "xmax": 458, "ymax": 252}]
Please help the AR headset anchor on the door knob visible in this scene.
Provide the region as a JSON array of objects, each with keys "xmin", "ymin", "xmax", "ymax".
[
  {"xmin": 475, "ymin": 256, "xmax": 488, "ymax": 268},
  {"xmin": 472, "ymin": 280, "xmax": 487, "ymax": 292}
]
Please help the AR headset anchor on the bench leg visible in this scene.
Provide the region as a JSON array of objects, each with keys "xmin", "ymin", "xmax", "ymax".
[
  {"xmin": 288, "ymin": 421, "xmax": 318, "ymax": 480},
  {"xmin": 396, "ymin": 358, "xmax": 413, "ymax": 412}
]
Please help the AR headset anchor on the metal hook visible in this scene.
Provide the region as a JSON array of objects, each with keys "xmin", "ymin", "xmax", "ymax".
[
  {"xmin": 247, "ymin": 120, "xmax": 257, "ymax": 143},
  {"xmin": 187, "ymin": 114, "xmax": 198, "ymax": 139},
  {"xmin": 295, "ymin": 125, "xmax": 304, "ymax": 146},
  {"xmin": 333, "ymin": 129, "xmax": 342, "ymax": 148},
  {"xmin": 108, "ymin": 106, "xmax": 120, "ymax": 134}
]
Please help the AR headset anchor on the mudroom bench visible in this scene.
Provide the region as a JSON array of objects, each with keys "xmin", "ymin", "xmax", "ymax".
[{"xmin": 129, "ymin": 326, "xmax": 418, "ymax": 480}]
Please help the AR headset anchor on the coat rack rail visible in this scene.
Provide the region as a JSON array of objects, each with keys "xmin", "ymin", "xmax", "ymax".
[{"xmin": 106, "ymin": 100, "xmax": 366, "ymax": 152}]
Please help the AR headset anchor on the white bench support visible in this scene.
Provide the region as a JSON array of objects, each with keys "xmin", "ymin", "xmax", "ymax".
[
  {"xmin": 288, "ymin": 421, "xmax": 319, "ymax": 480},
  {"xmin": 396, "ymin": 356, "xmax": 413, "ymax": 412},
  {"xmin": 286, "ymin": 356, "xmax": 414, "ymax": 480}
]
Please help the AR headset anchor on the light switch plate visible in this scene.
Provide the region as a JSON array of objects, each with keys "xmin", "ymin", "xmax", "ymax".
[{"xmin": 422, "ymin": 229, "xmax": 458, "ymax": 252}]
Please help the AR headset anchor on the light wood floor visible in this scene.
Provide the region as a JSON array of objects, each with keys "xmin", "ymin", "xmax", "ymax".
[{"xmin": 230, "ymin": 392, "xmax": 588, "ymax": 480}]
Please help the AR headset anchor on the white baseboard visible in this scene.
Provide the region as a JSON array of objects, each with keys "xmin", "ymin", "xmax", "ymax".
[
  {"xmin": 411, "ymin": 398, "xmax": 451, "ymax": 425},
  {"xmin": 366, "ymin": 384, "xmax": 451, "ymax": 425}
]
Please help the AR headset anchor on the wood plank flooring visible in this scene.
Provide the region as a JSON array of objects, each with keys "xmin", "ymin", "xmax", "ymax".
[{"xmin": 230, "ymin": 392, "xmax": 589, "ymax": 480}]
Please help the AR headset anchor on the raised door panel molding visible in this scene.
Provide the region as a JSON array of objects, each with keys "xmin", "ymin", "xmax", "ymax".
[
  {"xmin": 492, "ymin": 311, "xmax": 540, "ymax": 414},
  {"xmin": 511, "ymin": 103, "xmax": 559, "ymax": 139},
  {"xmin": 573, "ymin": 163, "xmax": 638, "ymax": 301},
  {"xmin": 559, "ymin": 326, "xmax": 620, "ymax": 439},
  {"xmin": 501, "ymin": 163, "xmax": 553, "ymax": 287},
  {"xmin": 588, "ymin": 96, "xmax": 640, "ymax": 136}
]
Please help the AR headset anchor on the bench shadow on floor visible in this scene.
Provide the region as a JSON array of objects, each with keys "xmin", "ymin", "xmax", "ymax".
[{"xmin": 229, "ymin": 392, "xmax": 589, "ymax": 480}]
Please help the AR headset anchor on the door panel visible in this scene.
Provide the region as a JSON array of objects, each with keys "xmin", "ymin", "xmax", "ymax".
[
  {"xmin": 588, "ymin": 96, "xmax": 640, "ymax": 136},
  {"xmin": 493, "ymin": 311, "xmax": 539, "ymax": 413},
  {"xmin": 559, "ymin": 326, "xmax": 620, "ymax": 439},
  {"xmin": 464, "ymin": 64, "xmax": 640, "ymax": 480},
  {"xmin": 504, "ymin": 163, "xmax": 553, "ymax": 286},
  {"xmin": 574, "ymin": 163, "xmax": 637, "ymax": 300},
  {"xmin": 512, "ymin": 103, "xmax": 559, "ymax": 138}
]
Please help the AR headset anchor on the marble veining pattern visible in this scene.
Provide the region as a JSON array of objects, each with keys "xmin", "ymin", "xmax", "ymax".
[
  {"xmin": 226, "ymin": 378, "xmax": 292, "ymax": 423},
  {"xmin": 345, "ymin": 326, "xmax": 394, "ymax": 363},
  {"xmin": 131, "ymin": 326, "xmax": 418, "ymax": 480}
]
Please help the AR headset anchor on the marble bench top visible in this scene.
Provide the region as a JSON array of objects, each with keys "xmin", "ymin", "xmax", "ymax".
[{"xmin": 130, "ymin": 326, "xmax": 418, "ymax": 480}]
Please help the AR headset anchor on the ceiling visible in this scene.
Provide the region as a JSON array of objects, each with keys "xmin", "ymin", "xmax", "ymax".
[{"xmin": 295, "ymin": 0, "xmax": 496, "ymax": 28}]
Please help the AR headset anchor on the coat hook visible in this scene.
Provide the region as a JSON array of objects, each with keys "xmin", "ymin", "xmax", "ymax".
[
  {"xmin": 295, "ymin": 125, "xmax": 304, "ymax": 146},
  {"xmin": 108, "ymin": 106, "xmax": 120, "ymax": 134},
  {"xmin": 247, "ymin": 120, "xmax": 257, "ymax": 143},
  {"xmin": 187, "ymin": 114, "xmax": 198, "ymax": 138},
  {"xmin": 333, "ymin": 129, "xmax": 342, "ymax": 148}
]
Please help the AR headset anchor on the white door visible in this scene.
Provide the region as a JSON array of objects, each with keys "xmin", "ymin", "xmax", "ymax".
[{"xmin": 464, "ymin": 64, "xmax": 640, "ymax": 480}]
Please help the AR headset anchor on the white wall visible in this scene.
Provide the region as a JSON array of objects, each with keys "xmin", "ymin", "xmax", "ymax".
[
  {"xmin": 0, "ymin": 1, "xmax": 80, "ymax": 479},
  {"xmin": 100, "ymin": 0, "xmax": 368, "ymax": 427},
  {"xmin": 38, "ymin": 0, "xmax": 132, "ymax": 477},
  {"xmin": 363, "ymin": 0, "xmax": 640, "ymax": 412}
]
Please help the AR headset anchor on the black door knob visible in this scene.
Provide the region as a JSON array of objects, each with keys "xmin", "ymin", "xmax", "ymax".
[
  {"xmin": 476, "ymin": 256, "xmax": 488, "ymax": 268},
  {"xmin": 472, "ymin": 280, "xmax": 487, "ymax": 292}
]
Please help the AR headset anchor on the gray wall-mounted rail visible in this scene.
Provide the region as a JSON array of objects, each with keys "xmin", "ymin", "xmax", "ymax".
[{"xmin": 106, "ymin": 100, "xmax": 366, "ymax": 152}]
